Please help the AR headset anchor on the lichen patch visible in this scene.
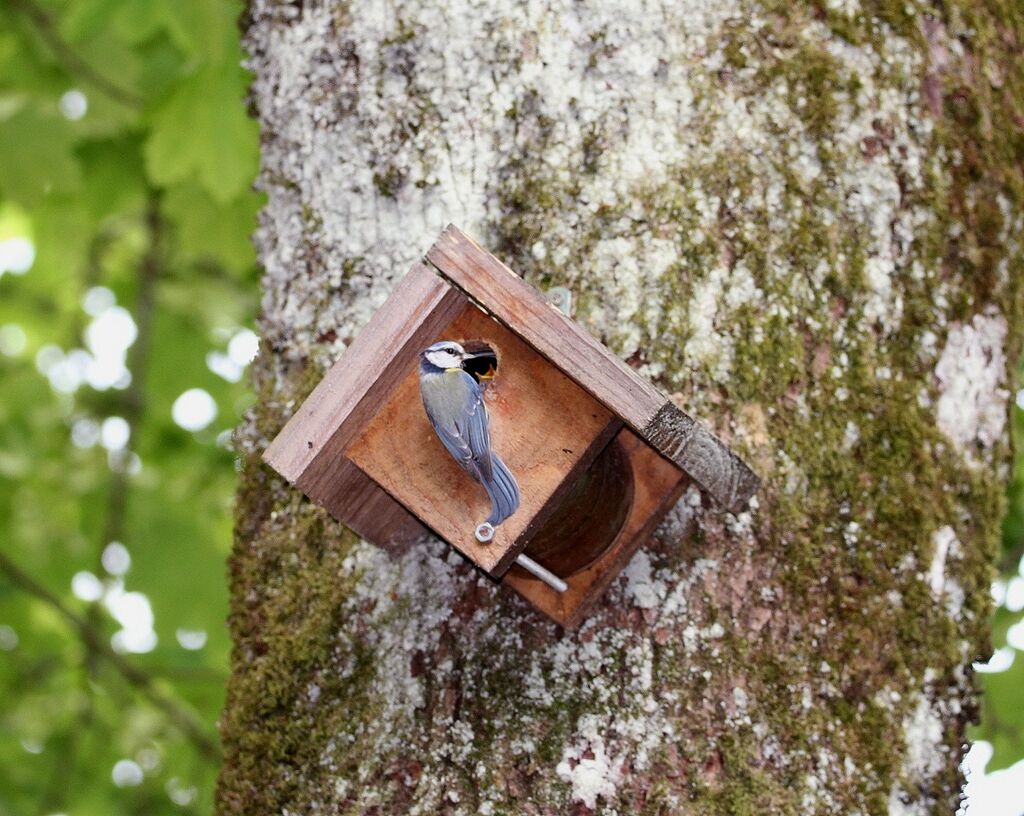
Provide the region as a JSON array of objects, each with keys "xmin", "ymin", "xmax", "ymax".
[{"xmin": 934, "ymin": 312, "xmax": 1009, "ymax": 466}]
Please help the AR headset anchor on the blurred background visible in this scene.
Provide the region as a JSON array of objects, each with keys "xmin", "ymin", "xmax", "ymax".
[
  {"xmin": 0, "ymin": 0, "xmax": 258, "ymax": 812},
  {"xmin": 0, "ymin": 1, "xmax": 1020, "ymax": 814}
]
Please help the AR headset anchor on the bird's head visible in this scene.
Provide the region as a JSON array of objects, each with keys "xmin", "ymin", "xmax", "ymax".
[{"xmin": 422, "ymin": 340, "xmax": 467, "ymax": 370}]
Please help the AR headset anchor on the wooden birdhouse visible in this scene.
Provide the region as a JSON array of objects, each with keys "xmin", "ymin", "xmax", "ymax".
[{"xmin": 263, "ymin": 226, "xmax": 759, "ymax": 628}]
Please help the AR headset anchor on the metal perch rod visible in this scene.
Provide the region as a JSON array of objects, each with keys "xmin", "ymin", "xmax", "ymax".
[{"xmin": 515, "ymin": 553, "xmax": 568, "ymax": 593}]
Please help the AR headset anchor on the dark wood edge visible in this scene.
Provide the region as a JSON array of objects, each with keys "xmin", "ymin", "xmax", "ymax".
[{"xmin": 642, "ymin": 402, "xmax": 760, "ymax": 513}]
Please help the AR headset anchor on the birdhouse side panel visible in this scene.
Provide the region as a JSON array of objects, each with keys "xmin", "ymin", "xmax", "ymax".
[
  {"xmin": 263, "ymin": 261, "xmax": 466, "ymax": 491},
  {"xmin": 504, "ymin": 429, "xmax": 690, "ymax": 628},
  {"xmin": 314, "ymin": 458, "xmax": 429, "ymax": 554}
]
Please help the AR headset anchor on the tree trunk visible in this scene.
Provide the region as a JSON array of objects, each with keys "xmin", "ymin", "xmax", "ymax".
[{"xmin": 218, "ymin": 1, "xmax": 1023, "ymax": 813}]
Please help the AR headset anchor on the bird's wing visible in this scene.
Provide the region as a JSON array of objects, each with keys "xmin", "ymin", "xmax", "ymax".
[{"xmin": 423, "ymin": 370, "xmax": 494, "ymax": 483}]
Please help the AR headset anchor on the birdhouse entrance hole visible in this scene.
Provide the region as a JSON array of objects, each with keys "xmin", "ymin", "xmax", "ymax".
[{"xmin": 460, "ymin": 340, "xmax": 498, "ymax": 384}]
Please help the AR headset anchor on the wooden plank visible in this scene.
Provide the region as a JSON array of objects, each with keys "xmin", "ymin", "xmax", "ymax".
[
  {"xmin": 312, "ymin": 458, "xmax": 429, "ymax": 556},
  {"xmin": 425, "ymin": 226, "xmax": 665, "ymax": 429},
  {"xmin": 425, "ymin": 225, "xmax": 759, "ymax": 512},
  {"xmin": 642, "ymin": 403, "xmax": 761, "ymax": 514},
  {"xmin": 347, "ymin": 302, "xmax": 618, "ymax": 575},
  {"xmin": 263, "ymin": 262, "xmax": 467, "ymax": 493},
  {"xmin": 504, "ymin": 429, "xmax": 690, "ymax": 628}
]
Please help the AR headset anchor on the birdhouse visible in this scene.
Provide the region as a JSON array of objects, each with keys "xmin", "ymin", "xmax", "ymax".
[{"xmin": 263, "ymin": 226, "xmax": 759, "ymax": 628}]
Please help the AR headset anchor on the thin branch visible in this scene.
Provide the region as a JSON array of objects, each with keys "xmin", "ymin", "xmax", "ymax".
[
  {"xmin": 8, "ymin": 0, "xmax": 145, "ymax": 109},
  {"xmin": 0, "ymin": 551, "xmax": 221, "ymax": 763},
  {"xmin": 81, "ymin": 198, "xmax": 161, "ymax": 677},
  {"xmin": 93, "ymin": 195, "xmax": 161, "ymax": 559}
]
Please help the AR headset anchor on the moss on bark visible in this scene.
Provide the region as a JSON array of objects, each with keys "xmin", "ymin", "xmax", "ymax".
[{"xmin": 218, "ymin": 0, "xmax": 1024, "ymax": 813}]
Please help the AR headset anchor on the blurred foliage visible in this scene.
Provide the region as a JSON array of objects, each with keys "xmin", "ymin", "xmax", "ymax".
[
  {"xmin": 0, "ymin": 0, "xmax": 260, "ymax": 814},
  {"xmin": 972, "ymin": 356, "xmax": 1024, "ymax": 772}
]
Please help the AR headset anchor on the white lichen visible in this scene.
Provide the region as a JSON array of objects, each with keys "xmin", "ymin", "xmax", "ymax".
[
  {"xmin": 622, "ymin": 550, "xmax": 666, "ymax": 611},
  {"xmin": 934, "ymin": 312, "xmax": 1009, "ymax": 465},
  {"xmin": 555, "ymin": 717, "xmax": 623, "ymax": 809}
]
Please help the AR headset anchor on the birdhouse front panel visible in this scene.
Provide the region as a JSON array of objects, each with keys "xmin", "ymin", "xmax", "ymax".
[{"xmin": 347, "ymin": 301, "xmax": 620, "ymax": 575}]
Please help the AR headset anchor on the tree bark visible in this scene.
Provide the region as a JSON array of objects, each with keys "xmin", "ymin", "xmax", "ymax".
[{"xmin": 218, "ymin": 1, "xmax": 1024, "ymax": 813}]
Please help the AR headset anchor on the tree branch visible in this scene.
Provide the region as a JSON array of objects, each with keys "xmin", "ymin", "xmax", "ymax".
[
  {"xmin": 8, "ymin": 0, "xmax": 145, "ymax": 109},
  {"xmin": 0, "ymin": 551, "xmax": 221, "ymax": 763}
]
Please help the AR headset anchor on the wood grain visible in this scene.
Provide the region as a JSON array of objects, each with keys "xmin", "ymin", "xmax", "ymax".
[
  {"xmin": 504, "ymin": 429, "xmax": 690, "ymax": 628},
  {"xmin": 263, "ymin": 262, "xmax": 466, "ymax": 493},
  {"xmin": 313, "ymin": 458, "xmax": 429, "ymax": 556},
  {"xmin": 347, "ymin": 302, "xmax": 619, "ymax": 575},
  {"xmin": 642, "ymin": 402, "xmax": 761, "ymax": 514},
  {"xmin": 425, "ymin": 225, "xmax": 759, "ymax": 512}
]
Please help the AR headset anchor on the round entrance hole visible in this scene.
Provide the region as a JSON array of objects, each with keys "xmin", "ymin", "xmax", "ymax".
[{"xmin": 460, "ymin": 340, "xmax": 498, "ymax": 384}]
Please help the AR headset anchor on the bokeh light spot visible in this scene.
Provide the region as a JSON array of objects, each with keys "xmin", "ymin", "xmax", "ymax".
[
  {"xmin": 101, "ymin": 542, "xmax": 131, "ymax": 576},
  {"xmin": 58, "ymin": 89, "xmax": 88, "ymax": 121},
  {"xmin": 0, "ymin": 624, "xmax": 18, "ymax": 651},
  {"xmin": 100, "ymin": 416, "xmax": 130, "ymax": 451},
  {"xmin": 227, "ymin": 328, "xmax": 259, "ymax": 365},
  {"xmin": 0, "ymin": 324, "xmax": 27, "ymax": 356},
  {"xmin": 111, "ymin": 759, "xmax": 144, "ymax": 787},
  {"xmin": 176, "ymin": 628, "xmax": 207, "ymax": 650},
  {"xmin": 0, "ymin": 236, "xmax": 35, "ymax": 276},
  {"xmin": 172, "ymin": 388, "xmax": 217, "ymax": 432},
  {"xmin": 71, "ymin": 571, "xmax": 104, "ymax": 602}
]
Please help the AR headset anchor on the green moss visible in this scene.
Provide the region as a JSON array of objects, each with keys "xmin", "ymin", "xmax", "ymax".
[
  {"xmin": 222, "ymin": 0, "xmax": 1024, "ymax": 812},
  {"xmin": 373, "ymin": 167, "xmax": 406, "ymax": 199}
]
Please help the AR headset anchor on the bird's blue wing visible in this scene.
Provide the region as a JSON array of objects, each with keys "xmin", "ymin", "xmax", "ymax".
[{"xmin": 422, "ymin": 370, "xmax": 494, "ymax": 483}]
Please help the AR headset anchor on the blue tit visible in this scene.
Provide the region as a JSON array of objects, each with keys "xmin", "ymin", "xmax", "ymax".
[{"xmin": 419, "ymin": 340, "xmax": 521, "ymax": 543}]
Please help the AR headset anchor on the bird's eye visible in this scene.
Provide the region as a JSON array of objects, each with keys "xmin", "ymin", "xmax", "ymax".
[{"xmin": 446, "ymin": 347, "xmax": 456, "ymax": 354}]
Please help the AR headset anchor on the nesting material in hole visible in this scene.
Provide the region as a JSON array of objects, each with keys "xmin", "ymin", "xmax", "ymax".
[{"xmin": 461, "ymin": 340, "xmax": 498, "ymax": 384}]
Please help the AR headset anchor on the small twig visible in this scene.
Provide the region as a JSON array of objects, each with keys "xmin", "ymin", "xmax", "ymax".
[
  {"xmin": 0, "ymin": 551, "xmax": 221, "ymax": 762},
  {"xmin": 8, "ymin": 0, "xmax": 145, "ymax": 109}
]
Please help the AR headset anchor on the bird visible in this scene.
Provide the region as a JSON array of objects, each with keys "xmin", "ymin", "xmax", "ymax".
[{"xmin": 419, "ymin": 340, "xmax": 520, "ymax": 543}]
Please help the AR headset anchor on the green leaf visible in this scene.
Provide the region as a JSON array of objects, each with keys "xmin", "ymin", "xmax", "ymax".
[
  {"xmin": 152, "ymin": 0, "xmax": 232, "ymax": 62},
  {"xmin": 163, "ymin": 180, "xmax": 261, "ymax": 274},
  {"xmin": 77, "ymin": 137, "xmax": 147, "ymax": 219},
  {"xmin": 61, "ymin": 0, "xmax": 134, "ymax": 43},
  {"xmin": 143, "ymin": 62, "xmax": 257, "ymax": 203},
  {"xmin": 0, "ymin": 106, "xmax": 82, "ymax": 204}
]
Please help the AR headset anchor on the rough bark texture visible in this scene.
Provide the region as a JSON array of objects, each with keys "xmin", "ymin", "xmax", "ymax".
[{"xmin": 219, "ymin": 1, "xmax": 1024, "ymax": 813}]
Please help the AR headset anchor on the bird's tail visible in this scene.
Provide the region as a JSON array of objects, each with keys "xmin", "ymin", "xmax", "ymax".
[{"xmin": 483, "ymin": 455, "xmax": 520, "ymax": 526}]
